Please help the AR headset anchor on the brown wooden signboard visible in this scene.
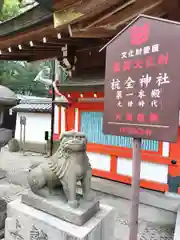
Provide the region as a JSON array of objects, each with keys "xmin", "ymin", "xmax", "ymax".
[{"xmin": 103, "ymin": 15, "xmax": 180, "ymax": 142}]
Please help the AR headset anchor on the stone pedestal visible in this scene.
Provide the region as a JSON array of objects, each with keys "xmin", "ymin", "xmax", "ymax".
[
  {"xmin": 5, "ymin": 199, "xmax": 115, "ymax": 240},
  {"xmin": 0, "ymin": 198, "xmax": 7, "ymax": 239},
  {"xmin": 21, "ymin": 191, "xmax": 99, "ymax": 226}
]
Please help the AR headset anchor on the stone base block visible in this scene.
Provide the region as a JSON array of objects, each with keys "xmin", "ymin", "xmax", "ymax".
[
  {"xmin": 21, "ymin": 191, "xmax": 99, "ymax": 226},
  {"xmin": 5, "ymin": 199, "xmax": 115, "ymax": 240}
]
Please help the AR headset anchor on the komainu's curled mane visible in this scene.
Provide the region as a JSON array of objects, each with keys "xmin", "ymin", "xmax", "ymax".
[{"xmin": 27, "ymin": 130, "xmax": 92, "ymax": 208}]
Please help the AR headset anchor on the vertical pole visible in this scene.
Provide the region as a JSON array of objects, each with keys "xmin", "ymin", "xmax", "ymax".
[
  {"xmin": 50, "ymin": 59, "xmax": 56, "ymax": 156},
  {"xmin": 22, "ymin": 124, "xmax": 25, "ymax": 155},
  {"xmin": 129, "ymin": 138, "xmax": 141, "ymax": 240},
  {"xmin": 22, "ymin": 117, "xmax": 26, "ymax": 156},
  {"xmin": 19, "ymin": 117, "xmax": 23, "ymax": 153}
]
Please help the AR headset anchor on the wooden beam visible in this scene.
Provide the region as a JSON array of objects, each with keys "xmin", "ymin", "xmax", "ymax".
[
  {"xmin": 53, "ymin": 0, "xmax": 80, "ymax": 11},
  {"xmin": 73, "ymin": 0, "xmax": 125, "ymax": 20},
  {"xmin": 33, "ymin": 34, "xmax": 105, "ymax": 47},
  {"xmin": 116, "ymin": 6, "xmax": 166, "ymax": 28},
  {"xmin": 0, "ymin": 54, "xmax": 31, "ymax": 61},
  {"xmin": 53, "ymin": 0, "xmax": 125, "ymax": 28},
  {"xmin": 114, "ymin": 1, "xmax": 165, "ymax": 28},
  {"xmin": 83, "ymin": 0, "xmax": 136, "ymax": 30},
  {"xmin": 34, "ymin": 41, "xmax": 65, "ymax": 46},
  {"xmin": 76, "ymin": 45, "xmax": 105, "ymax": 52},
  {"xmin": 9, "ymin": 50, "xmax": 62, "ymax": 56},
  {"xmin": 68, "ymin": 25, "xmax": 115, "ymax": 38},
  {"xmin": 68, "ymin": 0, "xmax": 164, "ymax": 38},
  {"xmin": 0, "ymin": 49, "xmax": 36, "ymax": 56},
  {"xmin": 0, "ymin": 45, "xmax": 63, "ymax": 62},
  {"xmin": 96, "ymin": 0, "xmax": 163, "ymax": 29},
  {"xmin": 163, "ymin": 0, "xmax": 180, "ymax": 21},
  {"xmin": 44, "ymin": 38, "xmax": 99, "ymax": 46},
  {"xmin": 22, "ymin": 44, "xmax": 64, "ymax": 50},
  {"xmin": 2, "ymin": 45, "xmax": 61, "ymax": 52},
  {"xmin": 0, "ymin": 24, "xmax": 55, "ymax": 49},
  {"xmin": 29, "ymin": 51, "xmax": 62, "ymax": 62}
]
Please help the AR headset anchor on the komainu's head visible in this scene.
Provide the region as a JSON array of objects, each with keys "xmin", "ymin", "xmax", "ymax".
[{"xmin": 58, "ymin": 130, "xmax": 87, "ymax": 152}]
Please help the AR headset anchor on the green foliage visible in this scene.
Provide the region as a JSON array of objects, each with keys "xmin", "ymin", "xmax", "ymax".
[
  {"xmin": 0, "ymin": 0, "xmax": 52, "ymax": 97},
  {"xmin": 0, "ymin": 0, "xmax": 20, "ymax": 21},
  {"xmin": 0, "ymin": 0, "xmax": 36, "ymax": 21},
  {"xmin": 0, "ymin": 60, "xmax": 52, "ymax": 97}
]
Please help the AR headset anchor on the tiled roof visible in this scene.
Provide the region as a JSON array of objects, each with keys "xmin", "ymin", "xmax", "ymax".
[
  {"xmin": 12, "ymin": 103, "xmax": 52, "ymax": 113},
  {"xmin": 11, "ymin": 98, "xmax": 52, "ymax": 113}
]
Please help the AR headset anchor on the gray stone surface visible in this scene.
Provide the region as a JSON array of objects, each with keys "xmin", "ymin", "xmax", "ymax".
[
  {"xmin": 174, "ymin": 208, "xmax": 180, "ymax": 240},
  {"xmin": 0, "ymin": 184, "xmax": 27, "ymax": 202},
  {"xmin": 115, "ymin": 215, "xmax": 174, "ymax": 240},
  {"xmin": 0, "ymin": 184, "xmax": 28, "ymax": 239},
  {"xmin": 21, "ymin": 190, "xmax": 99, "ymax": 226},
  {"xmin": 0, "ymin": 199, "xmax": 7, "ymax": 230},
  {"xmin": 0, "ymin": 199, "xmax": 7, "ymax": 239},
  {"xmin": 90, "ymin": 177, "xmax": 180, "ymax": 213},
  {"xmin": 139, "ymin": 224, "xmax": 174, "ymax": 240},
  {"xmin": 5, "ymin": 199, "xmax": 115, "ymax": 240},
  {"xmin": 0, "ymin": 170, "xmax": 6, "ymax": 180},
  {"xmin": 0, "ymin": 148, "xmax": 44, "ymax": 187},
  {"xmin": 0, "ymin": 230, "xmax": 4, "ymax": 239},
  {"xmin": 0, "ymin": 148, "xmax": 176, "ymax": 239}
]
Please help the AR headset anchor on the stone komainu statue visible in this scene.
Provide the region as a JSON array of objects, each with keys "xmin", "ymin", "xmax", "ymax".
[{"xmin": 27, "ymin": 131, "xmax": 92, "ymax": 208}]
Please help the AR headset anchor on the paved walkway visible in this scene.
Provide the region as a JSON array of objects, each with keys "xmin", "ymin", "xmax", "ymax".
[{"xmin": 0, "ymin": 147, "xmax": 175, "ymax": 240}]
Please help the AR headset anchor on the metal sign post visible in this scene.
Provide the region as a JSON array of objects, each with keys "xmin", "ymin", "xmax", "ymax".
[
  {"xmin": 50, "ymin": 59, "xmax": 56, "ymax": 156},
  {"xmin": 129, "ymin": 138, "xmax": 141, "ymax": 240},
  {"xmin": 20, "ymin": 116, "xmax": 26, "ymax": 155}
]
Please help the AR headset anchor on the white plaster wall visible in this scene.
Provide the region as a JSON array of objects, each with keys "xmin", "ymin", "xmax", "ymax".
[
  {"xmin": 15, "ymin": 112, "xmax": 51, "ymax": 143},
  {"xmin": 54, "ymin": 105, "xmax": 59, "ymax": 134},
  {"xmin": 87, "ymin": 152, "xmax": 111, "ymax": 172},
  {"xmin": 60, "ymin": 107, "xmax": 66, "ymax": 134},
  {"xmin": 117, "ymin": 157, "xmax": 168, "ymax": 184},
  {"xmin": 75, "ymin": 108, "xmax": 79, "ymax": 132},
  {"xmin": 162, "ymin": 142, "xmax": 170, "ymax": 157}
]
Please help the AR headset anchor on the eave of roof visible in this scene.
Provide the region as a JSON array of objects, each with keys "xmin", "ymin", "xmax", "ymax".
[
  {"xmin": 59, "ymin": 80, "xmax": 104, "ymax": 92},
  {"xmin": 36, "ymin": 0, "xmax": 52, "ymax": 11},
  {"xmin": 0, "ymin": 4, "xmax": 52, "ymax": 37},
  {"xmin": 0, "ymin": 0, "xmax": 177, "ymax": 62},
  {"xmin": 0, "ymin": 0, "xmax": 168, "ymax": 42}
]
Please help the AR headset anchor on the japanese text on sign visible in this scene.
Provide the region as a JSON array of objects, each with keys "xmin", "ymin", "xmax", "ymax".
[{"xmin": 104, "ymin": 16, "xmax": 180, "ymax": 142}]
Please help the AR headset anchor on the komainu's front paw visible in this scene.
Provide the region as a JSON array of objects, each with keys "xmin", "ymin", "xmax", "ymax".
[{"xmin": 68, "ymin": 200, "xmax": 79, "ymax": 209}]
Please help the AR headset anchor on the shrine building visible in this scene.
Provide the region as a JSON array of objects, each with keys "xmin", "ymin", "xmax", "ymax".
[{"xmin": 1, "ymin": 0, "xmax": 180, "ymax": 196}]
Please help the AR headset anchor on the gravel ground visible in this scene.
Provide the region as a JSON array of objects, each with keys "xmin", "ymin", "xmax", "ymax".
[{"xmin": 0, "ymin": 147, "xmax": 175, "ymax": 240}]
